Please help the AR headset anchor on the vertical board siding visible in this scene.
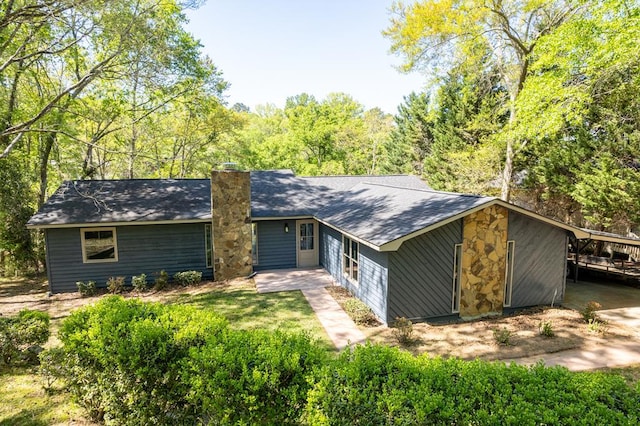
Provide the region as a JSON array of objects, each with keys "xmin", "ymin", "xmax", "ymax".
[
  {"xmin": 388, "ymin": 219, "xmax": 462, "ymax": 321},
  {"xmin": 46, "ymin": 223, "xmax": 212, "ymax": 293},
  {"xmin": 320, "ymin": 224, "xmax": 388, "ymax": 321},
  {"xmin": 252, "ymin": 220, "xmax": 297, "ymax": 271},
  {"xmin": 508, "ymin": 212, "xmax": 567, "ymax": 307}
]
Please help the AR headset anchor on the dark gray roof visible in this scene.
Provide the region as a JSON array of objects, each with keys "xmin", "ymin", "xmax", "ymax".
[
  {"xmin": 300, "ymin": 175, "xmax": 429, "ymax": 192},
  {"xmin": 315, "ymin": 183, "xmax": 494, "ymax": 247},
  {"xmin": 27, "ymin": 179, "xmax": 211, "ymax": 227}
]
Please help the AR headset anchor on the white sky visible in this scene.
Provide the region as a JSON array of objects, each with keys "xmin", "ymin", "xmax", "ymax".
[{"xmin": 184, "ymin": 0, "xmax": 427, "ymax": 114}]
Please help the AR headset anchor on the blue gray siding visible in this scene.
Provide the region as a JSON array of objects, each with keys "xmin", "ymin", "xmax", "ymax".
[
  {"xmin": 253, "ymin": 220, "xmax": 297, "ymax": 271},
  {"xmin": 46, "ymin": 223, "xmax": 213, "ymax": 293},
  {"xmin": 388, "ymin": 219, "xmax": 463, "ymax": 322},
  {"xmin": 320, "ymin": 224, "xmax": 388, "ymax": 321},
  {"xmin": 507, "ymin": 212, "xmax": 567, "ymax": 307}
]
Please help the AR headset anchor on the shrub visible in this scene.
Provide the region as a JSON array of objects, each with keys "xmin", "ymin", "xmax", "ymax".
[
  {"xmin": 342, "ymin": 298, "xmax": 377, "ymax": 326},
  {"xmin": 131, "ymin": 273, "xmax": 148, "ymax": 292},
  {"xmin": 106, "ymin": 276, "xmax": 125, "ymax": 294},
  {"xmin": 46, "ymin": 296, "xmax": 326, "ymax": 425},
  {"xmin": 391, "ymin": 316, "xmax": 415, "ymax": 345},
  {"xmin": 304, "ymin": 344, "xmax": 640, "ymax": 425},
  {"xmin": 588, "ymin": 318, "xmax": 609, "ymax": 334},
  {"xmin": 76, "ymin": 280, "xmax": 96, "ymax": 297},
  {"xmin": 581, "ymin": 301, "xmax": 602, "ymax": 323},
  {"xmin": 153, "ymin": 270, "xmax": 169, "ymax": 290},
  {"xmin": 173, "ymin": 270, "xmax": 202, "ymax": 286},
  {"xmin": 539, "ymin": 320, "xmax": 555, "ymax": 337},
  {"xmin": 493, "ymin": 327, "xmax": 512, "ymax": 345},
  {"xmin": 0, "ymin": 309, "xmax": 50, "ymax": 366}
]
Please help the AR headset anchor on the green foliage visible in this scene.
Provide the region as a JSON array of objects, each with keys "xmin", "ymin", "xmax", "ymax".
[
  {"xmin": 76, "ymin": 280, "xmax": 96, "ymax": 297},
  {"xmin": 342, "ymin": 298, "xmax": 378, "ymax": 326},
  {"xmin": 391, "ymin": 317, "xmax": 415, "ymax": 345},
  {"xmin": 153, "ymin": 270, "xmax": 169, "ymax": 290},
  {"xmin": 304, "ymin": 344, "xmax": 639, "ymax": 425},
  {"xmin": 131, "ymin": 273, "xmax": 148, "ymax": 292},
  {"xmin": 581, "ymin": 301, "xmax": 602, "ymax": 323},
  {"xmin": 173, "ymin": 270, "xmax": 202, "ymax": 286},
  {"xmin": 0, "ymin": 309, "xmax": 50, "ymax": 366},
  {"xmin": 46, "ymin": 296, "xmax": 327, "ymax": 425},
  {"xmin": 106, "ymin": 276, "xmax": 125, "ymax": 294},
  {"xmin": 539, "ymin": 321, "xmax": 555, "ymax": 338},
  {"xmin": 587, "ymin": 318, "xmax": 609, "ymax": 335},
  {"xmin": 493, "ymin": 327, "xmax": 512, "ymax": 346}
]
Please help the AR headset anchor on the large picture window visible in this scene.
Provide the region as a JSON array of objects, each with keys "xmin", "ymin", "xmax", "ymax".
[
  {"xmin": 342, "ymin": 236, "xmax": 359, "ymax": 284},
  {"xmin": 81, "ymin": 228, "xmax": 118, "ymax": 263}
]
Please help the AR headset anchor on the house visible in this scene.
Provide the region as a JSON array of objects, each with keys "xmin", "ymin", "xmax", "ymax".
[{"xmin": 28, "ymin": 169, "xmax": 627, "ymax": 323}]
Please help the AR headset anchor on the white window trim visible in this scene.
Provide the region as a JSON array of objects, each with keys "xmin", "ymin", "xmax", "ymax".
[
  {"xmin": 252, "ymin": 222, "xmax": 259, "ymax": 266},
  {"xmin": 81, "ymin": 227, "xmax": 118, "ymax": 263},
  {"xmin": 205, "ymin": 224, "xmax": 213, "ymax": 268},
  {"xmin": 342, "ymin": 235, "xmax": 359, "ymax": 285},
  {"xmin": 452, "ymin": 243, "xmax": 462, "ymax": 313},
  {"xmin": 504, "ymin": 240, "xmax": 515, "ymax": 307}
]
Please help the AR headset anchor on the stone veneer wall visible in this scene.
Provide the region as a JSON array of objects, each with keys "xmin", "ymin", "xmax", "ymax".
[
  {"xmin": 460, "ymin": 205, "xmax": 508, "ymax": 318},
  {"xmin": 211, "ymin": 170, "xmax": 253, "ymax": 281}
]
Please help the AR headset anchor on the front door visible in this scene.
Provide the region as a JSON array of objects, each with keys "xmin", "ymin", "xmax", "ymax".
[{"xmin": 297, "ymin": 220, "xmax": 319, "ymax": 267}]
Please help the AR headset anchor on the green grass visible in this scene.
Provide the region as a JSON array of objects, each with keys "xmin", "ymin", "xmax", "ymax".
[
  {"xmin": 0, "ymin": 366, "xmax": 92, "ymax": 426},
  {"xmin": 166, "ymin": 282, "xmax": 333, "ymax": 350}
]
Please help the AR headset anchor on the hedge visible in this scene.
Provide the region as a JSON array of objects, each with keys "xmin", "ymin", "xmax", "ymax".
[{"xmin": 0, "ymin": 309, "xmax": 50, "ymax": 365}]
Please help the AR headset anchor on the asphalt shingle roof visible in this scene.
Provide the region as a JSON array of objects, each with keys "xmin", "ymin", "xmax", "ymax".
[
  {"xmin": 315, "ymin": 183, "xmax": 495, "ymax": 247},
  {"xmin": 27, "ymin": 179, "xmax": 211, "ymax": 227}
]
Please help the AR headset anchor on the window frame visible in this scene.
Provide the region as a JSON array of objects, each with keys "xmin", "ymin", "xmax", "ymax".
[
  {"xmin": 342, "ymin": 235, "xmax": 359, "ymax": 285},
  {"xmin": 205, "ymin": 224, "xmax": 213, "ymax": 268},
  {"xmin": 452, "ymin": 243, "xmax": 462, "ymax": 313},
  {"xmin": 503, "ymin": 240, "xmax": 515, "ymax": 307},
  {"xmin": 81, "ymin": 227, "xmax": 118, "ymax": 264},
  {"xmin": 252, "ymin": 222, "xmax": 258, "ymax": 265}
]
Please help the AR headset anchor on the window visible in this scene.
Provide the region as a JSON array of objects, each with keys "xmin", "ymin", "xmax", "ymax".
[
  {"xmin": 252, "ymin": 223, "xmax": 258, "ymax": 265},
  {"xmin": 343, "ymin": 236, "xmax": 359, "ymax": 283},
  {"xmin": 205, "ymin": 224, "xmax": 213, "ymax": 268},
  {"xmin": 504, "ymin": 240, "xmax": 515, "ymax": 307},
  {"xmin": 452, "ymin": 244, "xmax": 462, "ymax": 313},
  {"xmin": 299, "ymin": 222, "xmax": 314, "ymax": 250},
  {"xmin": 81, "ymin": 228, "xmax": 117, "ymax": 263}
]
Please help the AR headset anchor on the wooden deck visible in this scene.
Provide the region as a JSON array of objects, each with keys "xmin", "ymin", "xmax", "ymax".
[{"xmin": 571, "ymin": 255, "xmax": 640, "ymax": 282}]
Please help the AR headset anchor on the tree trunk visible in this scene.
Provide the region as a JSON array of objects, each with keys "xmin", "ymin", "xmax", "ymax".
[{"xmin": 500, "ymin": 94, "xmax": 518, "ymax": 202}]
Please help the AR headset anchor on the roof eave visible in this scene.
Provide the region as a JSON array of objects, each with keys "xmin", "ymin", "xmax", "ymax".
[{"xmin": 27, "ymin": 218, "xmax": 211, "ymax": 229}]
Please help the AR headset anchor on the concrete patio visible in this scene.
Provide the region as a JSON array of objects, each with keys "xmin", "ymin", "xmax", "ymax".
[{"xmin": 254, "ymin": 268, "xmax": 366, "ymax": 350}]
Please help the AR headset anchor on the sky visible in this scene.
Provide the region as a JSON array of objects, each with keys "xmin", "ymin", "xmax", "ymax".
[{"xmin": 184, "ymin": 0, "xmax": 427, "ymax": 114}]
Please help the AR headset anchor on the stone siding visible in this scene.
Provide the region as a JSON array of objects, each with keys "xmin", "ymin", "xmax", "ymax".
[
  {"xmin": 460, "ymin": 205, "xmax": 508, "ymax": 318},
  {"xmin": 211, "ymin": 170, "xmax": 253, "ymax": 280}
]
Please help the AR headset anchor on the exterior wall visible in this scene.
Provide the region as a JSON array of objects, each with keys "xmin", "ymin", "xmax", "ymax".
[
  {"xmin": 320, "ymin": 224, "xmax": 388, "ymax": 322},
  {"xmin": 387, "ymin": 220, "xmax": 462, "ymax": 322},
  {"xmin": 211, "ymin": 170, "xmax": 252, "ymax": 280},
  {"xmin": 460, "ymin": 205, "xmax": 509, "ymax": 318},
  {"xmin": 253, "ymin": 220, "xmax": 297, "ymax": 271},
  {"xmin": 46, "ymin": 223, "xmax": 213, "ymax": 293},
  {"xmin": 508, "ymin": 212, "xmax": 567, "ymax": 306}
]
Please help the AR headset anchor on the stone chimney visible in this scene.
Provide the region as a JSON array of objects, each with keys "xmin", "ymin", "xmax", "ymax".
[{"xmin": 211, "ymin": 169, "xmax": 252, "ymax": 280}]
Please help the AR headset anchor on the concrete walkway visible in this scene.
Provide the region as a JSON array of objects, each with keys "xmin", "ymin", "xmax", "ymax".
[
  {"xmin": 506, "ymin": 339, "xmax": 640, "ymax": 371},
  {"xmin": 255, "ymin": 268, "xmax": 366, "ymax": 350}
]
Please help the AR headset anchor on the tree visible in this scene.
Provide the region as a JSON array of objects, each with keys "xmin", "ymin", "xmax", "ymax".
[{"xmin": 385, "ymin": 0, "xmax": 578, "ymax": 200}]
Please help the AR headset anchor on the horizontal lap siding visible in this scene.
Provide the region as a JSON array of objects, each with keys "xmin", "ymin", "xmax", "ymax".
[
  {"xmin": 388, "ymin": 220, "xmax": 462, "ymax": 321},
  {"xmin": 320, "ymin": 225, "xmax": 388, "ymax": 322},
  {"xmin": 508, "ymin": 212, "xmax": 567, "ymax": 307},
  {"xmin": 46, "ymin": 223, "xmax": 212, "ymax": 293},
  {"xmin": 253, "ymin": 220, "xmax": 296, "ymax": 271}
]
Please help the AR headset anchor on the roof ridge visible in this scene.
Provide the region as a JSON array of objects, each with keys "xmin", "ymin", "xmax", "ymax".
[
  {"xmin": 301, "ymin": 174, "xmax": 414, "ymax": 179},
  {"xmin": 67, "ymin": 178, "xmax": 209, "ymax": 182},
  {"xmin": 357, "ymin": 181, "xmax": 492, "ymax": 198}
]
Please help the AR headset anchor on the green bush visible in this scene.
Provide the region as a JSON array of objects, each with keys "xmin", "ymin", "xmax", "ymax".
[
  {"xmin": 493, "ymin": 327, "xmax": 512, "ymax": 345},
  {"xmin": 106, "ymin": 276, "xmax": 125, "ymax": 294},
  {"xmin": 0, "ymin": 309, "xmax": 50, "ymax": 366},
  {"xmin": 304, "ymin": 344, "xmax": 640, "ymax": 425},
  {"xmin": 131, "ymin": 273, "xmax": 148, "ymax": 292},
  {"xmin": 76, "ymin": 280, "xmax": 96, "ymax": 296},
  {"xmin": 153, "ymin": 270, "xmax": 169, "ymax": 290},
  {"xmin": 342, "ymin": 298, "xmax": 377, "ymax": 326},
  {"xmin": 391, "ymin": 316, "xmax": 415, "ymax": 345},
  {"xmin": 46, "ymin": 296, "xmax": 326, "ymax": 425},
  {"xmin": 539, "ymin": 320, "xmax": 555, "ymax": 337},
  {"xmin": 173, "ymin": 270, "xmax": 202, "ymax": 286},
  {"xmin": 581, "ymin": 301, "xmax": 602, "ymax": 323}
]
